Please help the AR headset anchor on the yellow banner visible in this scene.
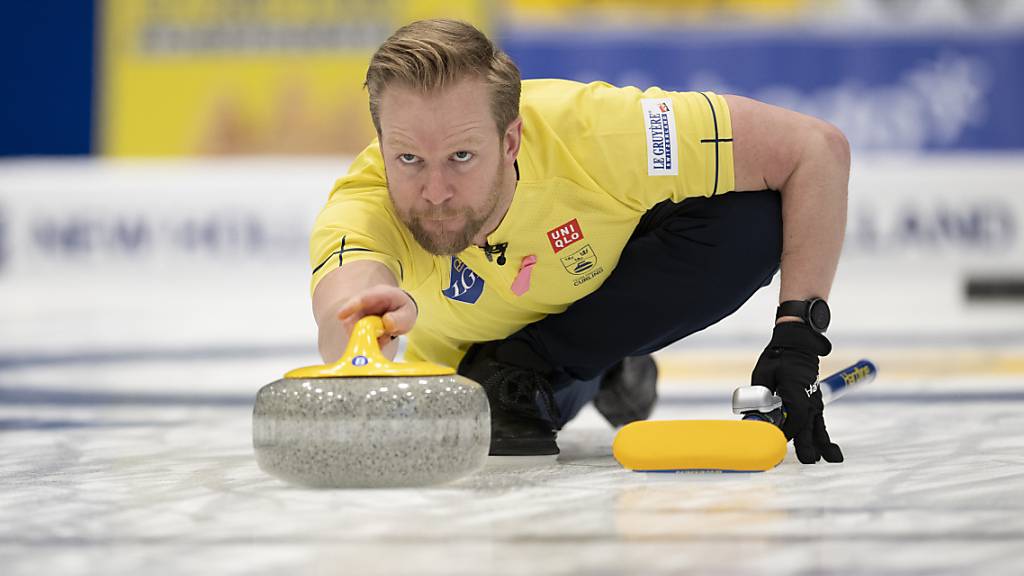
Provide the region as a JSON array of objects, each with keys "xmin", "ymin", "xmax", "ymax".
[{"xmin": 100, "ymin": 0, "xmax": 490, "ymax": 156}]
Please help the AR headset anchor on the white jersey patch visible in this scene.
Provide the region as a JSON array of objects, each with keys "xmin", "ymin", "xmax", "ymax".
[{"xmin": 641, "ymin": 98, "xmax": 679, "ymax": 176}]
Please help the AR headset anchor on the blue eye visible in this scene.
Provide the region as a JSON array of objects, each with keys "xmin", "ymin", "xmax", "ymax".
[
  {"xmin": 452, "ymin": 151, "xmax": 473, "ymax": 162},
  {"xmin": 398, "ymin": 154, "xmax": 418, "ymax": 164}
]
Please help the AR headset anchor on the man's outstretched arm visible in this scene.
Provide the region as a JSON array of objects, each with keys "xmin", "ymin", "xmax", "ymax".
[{"xmin": 312, "ymin": 261, "xmax": 417, "ymax": 363}]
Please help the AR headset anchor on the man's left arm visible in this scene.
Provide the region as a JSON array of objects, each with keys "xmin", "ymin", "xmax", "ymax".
[
  {"xmin": 724, "ymin": 94, "xmax": 851, "ymax": 464},
  {"xmin": 725, "ymin": 94, "xmax": 849, "ymax": 300}
]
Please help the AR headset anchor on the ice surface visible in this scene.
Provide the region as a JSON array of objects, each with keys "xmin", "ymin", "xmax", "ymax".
[{"xmin": 2, "ymin": 349, "xmax": 1024, "ymax": 575}]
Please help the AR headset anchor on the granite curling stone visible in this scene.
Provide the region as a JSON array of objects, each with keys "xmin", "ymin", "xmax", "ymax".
[{"xmin": 252, "ymin": 316, "xmax": 490, "ymax": 488}]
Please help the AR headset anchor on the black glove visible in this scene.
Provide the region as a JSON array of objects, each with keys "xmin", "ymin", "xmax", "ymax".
[{"xmin": 751, "ymin": 321, "xmax": 843, "ymax": 464}]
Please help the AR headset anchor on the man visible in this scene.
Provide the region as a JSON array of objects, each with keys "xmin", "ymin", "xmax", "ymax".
[{"xmin": 310, "ymin": 19, "xmax": 848, "ymax": 464}]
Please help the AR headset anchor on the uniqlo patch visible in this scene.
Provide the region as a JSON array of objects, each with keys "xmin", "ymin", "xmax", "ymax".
[{"xmin": 547, "ymin": 218, "xmax": 584, "ymax": 254}]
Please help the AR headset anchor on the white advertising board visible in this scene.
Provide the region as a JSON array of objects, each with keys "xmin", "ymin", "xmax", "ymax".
[{"xmin": 1, "ymin": 154, "xmax": 1022, "ymax": 353}]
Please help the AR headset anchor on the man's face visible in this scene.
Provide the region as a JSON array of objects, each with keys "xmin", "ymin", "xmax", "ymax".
[{"xmin": 378, "ymin": 77, "xmax": 517, "ymax": 255}]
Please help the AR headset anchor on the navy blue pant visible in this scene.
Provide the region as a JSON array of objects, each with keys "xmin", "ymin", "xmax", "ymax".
[{"xmin": 514, "ymin": 190, "xmax": 784, "ymax": 427}]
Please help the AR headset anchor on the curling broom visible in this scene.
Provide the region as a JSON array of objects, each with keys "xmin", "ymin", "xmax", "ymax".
[{"xmin": 612, "ymin": 359, "xmax": 877, "ymax": 472}]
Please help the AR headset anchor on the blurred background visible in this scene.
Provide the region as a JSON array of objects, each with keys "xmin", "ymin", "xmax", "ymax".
[{"xmin": 1, "ymin": 0, "xmax": 1022, "ymax": 380}]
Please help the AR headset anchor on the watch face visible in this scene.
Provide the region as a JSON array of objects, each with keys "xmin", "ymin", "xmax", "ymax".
[{"xmin": 809, "ymin": 299, "xmax": 831, "ymax": 332}]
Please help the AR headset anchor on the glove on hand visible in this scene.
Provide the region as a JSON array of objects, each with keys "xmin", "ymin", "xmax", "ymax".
[{"xmin": 751, "ymin": 321, "xmax": 843, "ymax": 464}]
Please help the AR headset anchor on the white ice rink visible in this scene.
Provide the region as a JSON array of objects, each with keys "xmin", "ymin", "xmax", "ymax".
[
  {"xmin": 3, "ymin": 346, "xmax": 1024, "ymax": 575},
  {"xmin": 2, "ymin": 158, "xmax": 1024, "ymax": 574}
]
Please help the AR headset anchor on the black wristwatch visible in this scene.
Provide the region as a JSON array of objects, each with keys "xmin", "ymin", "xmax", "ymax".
[{"xmin": 776, "ymin": 298, "xmax": 831, "ymax": 333}]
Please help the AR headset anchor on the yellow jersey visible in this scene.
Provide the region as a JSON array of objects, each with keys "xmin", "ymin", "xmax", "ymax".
[{"xmin": 310, "ymin": 79, "xmax": 736, "ymax": 368}]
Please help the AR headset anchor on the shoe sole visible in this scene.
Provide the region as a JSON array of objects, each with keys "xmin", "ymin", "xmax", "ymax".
[
  {"xmin": 485, "ymin": 454, "xmax": 559, "ymax": 469},
  {"xmin": 489, "ymin": 437, "xmax": 559, "ymax": 457}
]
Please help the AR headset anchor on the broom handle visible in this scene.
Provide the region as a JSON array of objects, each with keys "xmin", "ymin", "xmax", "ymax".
[
  {"xmin": 820, "ymin": 359, "xmax": 877, "ymax": 405},
  {"xmin": 738, "ymin": 359, "xmax": 877, "ymax": 426}
]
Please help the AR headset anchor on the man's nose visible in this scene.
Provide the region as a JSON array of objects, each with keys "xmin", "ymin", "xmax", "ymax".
[{"xmin": 421, "ymin": 166, "xmax": 454, "ymax": 205}]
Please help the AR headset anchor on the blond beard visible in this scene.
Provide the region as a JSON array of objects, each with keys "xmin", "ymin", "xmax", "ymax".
[{"xmin": 394, "ymin": 161, "xmax": 506, "ymax": 256}]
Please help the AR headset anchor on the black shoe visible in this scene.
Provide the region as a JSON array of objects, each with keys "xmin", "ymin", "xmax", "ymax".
[
  {"xmin": 593, "ymin": 354, "xmax": 658, "ymax": 427},
  {"xmin": 458, "ymin": 341, "xmax": 561, "ymax": 456}
]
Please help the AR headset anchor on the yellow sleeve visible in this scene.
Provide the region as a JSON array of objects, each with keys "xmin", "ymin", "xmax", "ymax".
[
  {"xmin": 532, "ymin": 81, "xmax": 735, "ymax": 210},
  {"xmin": 309, "ymin": 141, "xmax": 411, "ymax": 295}
]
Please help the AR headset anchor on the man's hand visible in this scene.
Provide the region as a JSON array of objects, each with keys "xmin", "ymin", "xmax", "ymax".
[
  {"xmin": 331, "ymin": 286, "xmax": 418, "ymax": 361},
  {"xmin": 750, "ymin": 321, "xmax": 843, "ymax": 464}
]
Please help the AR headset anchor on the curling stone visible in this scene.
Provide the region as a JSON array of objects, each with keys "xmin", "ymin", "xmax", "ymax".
[{"xmin": 252, "ymin": 316, "xmax": 490, "ymax": 488}]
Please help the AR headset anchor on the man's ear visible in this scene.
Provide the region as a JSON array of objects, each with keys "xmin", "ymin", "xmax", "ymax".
[{"xmin": 502, "ymin": 116, "xmax": 523, "ymax": 161}]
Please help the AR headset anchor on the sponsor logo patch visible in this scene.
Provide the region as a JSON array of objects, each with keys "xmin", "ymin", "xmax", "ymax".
[
  {"xmin": 442, "ymin": 257, "xmax": 484, "ymax": 303},
  {"xmin": 547, "ymin": 218, "xmax": 584, "ymax": 254},
  {"xmin": 560, "ymin": 244, "xmax": 597, "ymax": 275},
  {"xmin": 641, "ymin": 98, "xmax": 679, "ymax": 176}
]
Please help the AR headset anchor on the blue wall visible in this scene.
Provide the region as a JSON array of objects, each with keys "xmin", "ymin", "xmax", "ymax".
[
  {"xmin": 0, "ymin": 0, "xmax": 95, "ymax": 156},
  {"xmin": 502, "ymin": 28, "xmax": 1024, "ymax": 152}
]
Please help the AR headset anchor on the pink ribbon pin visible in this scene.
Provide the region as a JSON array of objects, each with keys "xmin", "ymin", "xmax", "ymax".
[{"xmin": 510, "ymin": 255, "xmax": 537, "ymax": 296}]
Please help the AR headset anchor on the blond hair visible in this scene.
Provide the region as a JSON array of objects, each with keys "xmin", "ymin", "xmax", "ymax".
[{"xmin": 364, "ymin": 19, "xmax": 521, "ymax": 135}]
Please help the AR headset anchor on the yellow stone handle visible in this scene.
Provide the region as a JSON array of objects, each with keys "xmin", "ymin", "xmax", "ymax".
[{"xmin": 284, "ymin": 315, "xmax": 455, "ymax": 378}]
